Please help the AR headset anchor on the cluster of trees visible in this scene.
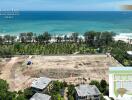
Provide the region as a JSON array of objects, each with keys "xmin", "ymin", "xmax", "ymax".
[
  {"xmin": 84, "ymin": 31, "xmax": 115, "ymax": 47},
  {"xmin": 110, "ymin": 41, "xmax": 132, "ymax": 66},
  {"xmin": 49, "ymin": 81, "xmax": 75, "ymax": 100},
  {"xmin": 49, "ymin": 80, "xmax": 108, "ymax": 100},
  {"xmin": 67, "ymin": 85, "xmax": 75, "ymax": 100},
  {"xmin": 0, "ymin": 35, "xmax": 16, "ymax": 44},
  {"xmin": 0, "ymin": 31, "xmax": 114, "ymax": 56},
  {"xmin": 0, "ymin": 31, "xmax": 131, "ymax": 66},
  {"xmin": 0, "ymin": 43, "xmax": 102, "ymax": 57},
  {"xmin": 0, "ymin": 78, "xmax": 109, "ymax": 100},
  {"xmin": 0, "ymin": 31, "xmax": 114, "ymax": 44},
  {"xmin": 0, "ymin": 79, "xmax": 71, "ymax": 100},
  {"xmin": 49, "ymin": 81, "xmax": 67, "ymax": 100},
  {"xmin": 0, "ymin": 79, "xmax": 34, "ymax": 100},
  {"xmin": 89, "ymin": 80, "xmax": 109, "ymax": 100},
  {"xmin": 89, "ymin": 80, "xmax": 109, "ymax": 96}
]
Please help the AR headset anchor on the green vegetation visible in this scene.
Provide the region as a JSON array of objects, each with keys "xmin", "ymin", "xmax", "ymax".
[
  {"xmin": 89, "ymin": 80, "xmax": 109, "ymax": 96},
  {"xmin": 48, "ymin": 81, "xmax": 75, "ymax": 100},
  {"xmin": 0, "ymin": 79, "xmax": 34, "ymax": 100},
  {"xmin": 0, "ymin": 79, "xmax": 109, "ymax": 100},
  {"xmin": 49, "ymin": 81, "xmax": 65, "ymax": 100},
  {"xmin": 0, "ymin": 43, "xmax": 99, "ymax": 56},
  {"xmin": 0, "ymin": 31, "xmax": 131, "ymax": 66},
  {"xmin": 66, "ymin": 80, "xmax": 108, "ymax": 100},
  {"xmin": 89, "ymin": 80, "xmax": 109, "ymax": 100},
  {"xmin": 67, "ymin": 85, "xmax": 76, "ymax": 100},
  {"xmin": 110, "ymin": 40, "xmax": 132, "ymax": 66}
]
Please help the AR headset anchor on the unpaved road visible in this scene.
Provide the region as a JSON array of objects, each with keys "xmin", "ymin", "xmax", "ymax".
[
  {"xmin": 0, "ymin": 57, "xmax": 18, "ymax": 80},
  {"xmin": 0, "ymin": 57, "xmax": 33, "ymax": 91}
]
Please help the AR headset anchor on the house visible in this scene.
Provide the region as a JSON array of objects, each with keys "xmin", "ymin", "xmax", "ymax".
[
  {"xmin": 127, "ymin": 51, "xmax": 132, "ymax": 58},
  {"xmin": 127, "ymin": 51, "xmax": 132, "ymax": 56},
  {"xmin": 30, "ymin": 93, "xmax": 51, "ymax": 100},
  {"xmin": 75, "ymin": 84, "xmax": 101, "ymax": 100},
  {"xmin": 109, "ymin": 67, "xmax": 132, "ymax": 100},
  {"xmin": 31, "ymin": 77, "xmax": 53, "ymax": 93}
]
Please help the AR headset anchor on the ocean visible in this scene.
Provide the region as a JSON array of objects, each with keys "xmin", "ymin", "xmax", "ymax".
[{"xmin": 0, "ymin": 11, "xmax": 132, "ymax": 36}]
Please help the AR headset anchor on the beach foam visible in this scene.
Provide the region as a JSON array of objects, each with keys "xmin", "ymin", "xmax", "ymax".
[{"xmin": 114, "ymin": 33, "xmax": 132, "ymax": 43}]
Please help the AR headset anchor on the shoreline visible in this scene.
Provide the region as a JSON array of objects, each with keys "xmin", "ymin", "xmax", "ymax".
[
  {"xmin": 113, "ymin": 33, "xmax": 132, "ymax": 43},
  {"xmin": 0, "ymin": 32, "xmax": 132, "ymax": 43}
]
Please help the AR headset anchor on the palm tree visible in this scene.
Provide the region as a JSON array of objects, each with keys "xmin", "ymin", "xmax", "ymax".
[
  {"xmin": 84, "ymin": 31, "xmax": 96, "ymax": 46},
  {"xmin": 19, "ymin": 33, "xmax": 27, "ymax": 43},
  {"xmin": 4, "ymin": 35, "xmax": 11, "ymax": 44},
  {"xmin": 43, "ymin": 32, "xmax": 51, "ymax": 43},
  {"xmin": 78, "ymin": 37, "xmax": 83, "ymax": 44},
  {"xmin": 27, "ymin": 32, "xmax": 33, "ymax": 43},
  {"xmin": 84, "ymin": 32, "xmax": 89, "ymax": 44},
  {"xmin": 56, "ymin": 36, "xmax": 62, "ymax": 43},
  {"xmin": 33, "ymin": 33, "xmax": 37, "ymax": 43},
  {"xmin": 71, "ymin": 32, "xmax": 79, "ymax": 43},
  {"xmin": 101, "ymin": 31, "xmax": 114, "ymax": 45},
  {"xmin": 35, "ymin": 34, "xmax": 43, "ymax": 43},
  {"xmin": 64, "ymin": 35, "xmax": 68, "ymax": 42},
  {"xmin": 10, "ymin": 36, "xmax": 17, "ymax": 44},
  {"xmin": 0, "ymin": 36, "xmax": 4, "ymax": 44}
]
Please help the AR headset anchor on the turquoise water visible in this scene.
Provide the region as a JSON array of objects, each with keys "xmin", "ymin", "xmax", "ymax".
[{"xmin": 0, "ymin": 11, "xmax": 132, "ymax": 35}]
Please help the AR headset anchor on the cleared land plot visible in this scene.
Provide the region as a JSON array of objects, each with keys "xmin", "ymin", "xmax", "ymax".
[{"xmin": 0, "ymin": 55, "xmax": 122, "ymax": 91}]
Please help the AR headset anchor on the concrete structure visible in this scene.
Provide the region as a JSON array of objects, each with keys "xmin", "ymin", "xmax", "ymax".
[
  {"xmin": 31, "ymin": 77, "xmax": 52, "ymax": 93},
  {"xmin": 127, "ymin": 51, "xmax": 132, "ymax": 55},
  {"xmin": 127, "ymin": 51, "xmax": 132, "ymax": 57},
  {"xmin": 109, "ymin": 67, "xmax": 132, "ymax": 100},
  {"xmin": 75, "ymin": 84, "xmax": 101, "ymax": 100},
  {"xmin": 30, "ymin": 93, "xmax": 51, "ymax": 100}
]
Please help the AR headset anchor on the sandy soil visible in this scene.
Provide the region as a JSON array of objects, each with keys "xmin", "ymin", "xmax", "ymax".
[{"xmin": 0, "ymin": 55, "xmax": 122, "ymax": 91}]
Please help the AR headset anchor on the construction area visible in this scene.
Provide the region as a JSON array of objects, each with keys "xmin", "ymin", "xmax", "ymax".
[{"xmin": 0, "ymin": 54, "xmax": 122, "ymax": 91}]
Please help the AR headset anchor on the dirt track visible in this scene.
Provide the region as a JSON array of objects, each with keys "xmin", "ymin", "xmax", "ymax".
[{"xmin": 0, "ymin": 57, "xmax": 18, "ymax": 79}]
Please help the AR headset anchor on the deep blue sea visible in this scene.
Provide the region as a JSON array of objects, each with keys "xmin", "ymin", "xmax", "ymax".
[{"xmin": 0, "ymin": 11, "xmax": 132, "ymax": 35}]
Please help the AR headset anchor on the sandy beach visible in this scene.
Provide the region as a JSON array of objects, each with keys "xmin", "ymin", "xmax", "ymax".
[{"xmin": 114, "ymin": 33, "xmax": 132, "ymax": 44}]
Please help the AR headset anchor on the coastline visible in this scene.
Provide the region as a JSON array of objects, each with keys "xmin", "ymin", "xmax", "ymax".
[
  {"xmin": 114, "ymin": 33, "xmax": 132, "ymax": 44},
  {"xmin": 0, "ymin": 32, "xmax": 132, "ymax": 43}
]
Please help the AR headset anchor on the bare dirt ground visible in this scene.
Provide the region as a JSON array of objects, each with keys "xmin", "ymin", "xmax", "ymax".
[{"xmin": 0, "ymin": 55, "xmax": 122, "ymax": 91}]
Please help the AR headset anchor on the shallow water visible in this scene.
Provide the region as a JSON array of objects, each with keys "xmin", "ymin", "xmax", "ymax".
[{"xmin": 0, "ymin": 11, "xmax": 132, "ymax": 35}]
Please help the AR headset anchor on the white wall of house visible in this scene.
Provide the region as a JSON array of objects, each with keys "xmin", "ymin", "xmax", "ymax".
[{"xmin": 109, "ymin": 74, "xmax": 116, "ymax": 99}]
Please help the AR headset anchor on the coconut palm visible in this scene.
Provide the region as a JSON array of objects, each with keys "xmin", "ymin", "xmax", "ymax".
[
  {"xmin": 43, "ymin": 32, "xmax": 51, "ymax": 43},
  {"xmin": 0, "ymin": 36, "xmax": 4, "ymax": 44},
  {"xmin": 10, "ymin": 36, "xmax": 17, "ymax": 44},
  {"xmin": 19, "ymin": 33, "xmax": 27, "ymax": 43},
  {"xmin": 4, "ymin": 35, "xmax": 11, "ymax": 44},
  {"xmin": 27, "ymin": 32, "xmax": 33, "ymax": 43},
  {"xmin": 71, "ymin": 32, "xmax": 79, "ymax": 43}
]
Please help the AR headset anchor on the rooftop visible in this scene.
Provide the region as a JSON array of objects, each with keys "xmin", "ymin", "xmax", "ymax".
[
  {"xmin": 110, "ymin": 67, "xmax": 132, "ymax": 71},
  {"xmin": 30, "ymin": 93, "xmax": 51, "ymax": 100},
  {"xmin": 75, "ymin": 84, "xmax": 101, "ymax": 97},
  {"xmin": 109, "ymin": 67, "xmax": 132, "ymax": 74},
  {"xmin": 127, "ymin": 51, "xmax": 132, "ymax": 55},
  {"xmin": 31, "ymin": 77, "xmax": 52, "ymax": 90}
]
